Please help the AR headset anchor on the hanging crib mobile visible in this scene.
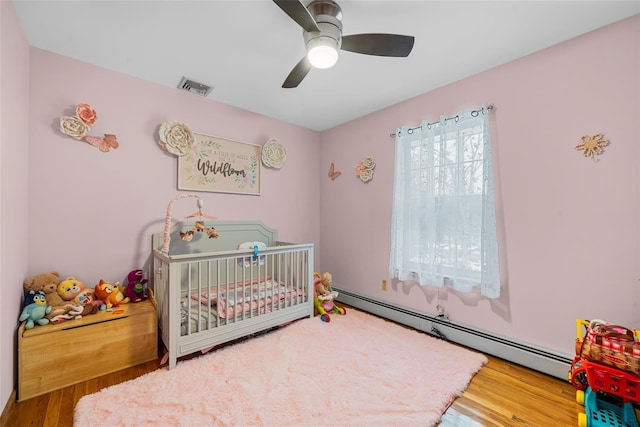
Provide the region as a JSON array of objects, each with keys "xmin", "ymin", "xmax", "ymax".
[{"xmin": 161, "ymin": 193, "xmax": 218, "ymax": 255}]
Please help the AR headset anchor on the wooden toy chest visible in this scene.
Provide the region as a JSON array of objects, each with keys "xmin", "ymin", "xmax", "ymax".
[{"xmin": 17, "ymin": 298, "xmax": 158, "ymax": 401}]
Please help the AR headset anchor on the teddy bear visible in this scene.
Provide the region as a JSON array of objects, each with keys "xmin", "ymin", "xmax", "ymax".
[
  {"xmin": 57, "ymin": 276, "xmax": 86, "ymax": 301},
  {"xmin": 94, "ymin": 279, "xmax": 130, "ymax": 309},
  {"xmin": 23, "ymin": 272, "xmax": 76, "ymax": 320},
  {"xmin": 313, "ymin": 272, "xmax": 346, "ymax": 322},
  {"xmin": 123, "ymin": 269, "xmax": 148, "ymax": 303},
  {"xmin": 19, "ymin": 290, "xmax": 52, "ymax": 329},
  {"xmin": 56, "ymin": 276, "xmax": 103, "ymax": 309}
]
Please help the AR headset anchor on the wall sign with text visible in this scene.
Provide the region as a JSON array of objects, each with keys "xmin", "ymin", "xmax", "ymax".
[{"xmin": 178, "ymin": 132, "xmax": 261, "ymax": 195}]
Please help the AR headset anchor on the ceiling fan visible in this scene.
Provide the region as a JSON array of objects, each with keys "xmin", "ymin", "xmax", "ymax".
[{"xmin": 273, "ymin": 0, "xmax": 415, "ymax": 88}]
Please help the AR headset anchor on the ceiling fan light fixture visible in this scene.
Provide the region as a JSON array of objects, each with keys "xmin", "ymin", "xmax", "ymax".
[
  {"xmin": 275, "ymin": 0, "xmax": 413, "ymax": 88},
  {"xmin": 306, "ymin": 37, "xmax": 339, "ymax": 69}
]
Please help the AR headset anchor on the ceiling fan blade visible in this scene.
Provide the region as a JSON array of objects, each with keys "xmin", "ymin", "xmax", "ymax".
[
  {"xmin": 341, "ymin": 34, "xmax": 415, "ymax": 57},
  {"xmin": 282, "ymin": 56, "xmax": 313, "ymax": 88},
  {"xmin": 273, "ymin": 0, "xmax": 320, "ymax": 33}
]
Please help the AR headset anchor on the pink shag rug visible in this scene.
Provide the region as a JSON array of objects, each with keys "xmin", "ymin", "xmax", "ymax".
[{"xmin": 74, "ymin": 309, "xmax": 486, "ymax": 427}]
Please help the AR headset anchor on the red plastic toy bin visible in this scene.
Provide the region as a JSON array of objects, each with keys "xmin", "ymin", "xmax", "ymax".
[{"xmin": 583, "ymin": 359, "xmax": 640, "ymax": 404}]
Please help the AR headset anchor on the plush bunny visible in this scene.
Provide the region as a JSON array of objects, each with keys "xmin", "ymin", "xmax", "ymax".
[{"xmin": 313, "ymin": 272, "xmax": 346, "ymax": 322}]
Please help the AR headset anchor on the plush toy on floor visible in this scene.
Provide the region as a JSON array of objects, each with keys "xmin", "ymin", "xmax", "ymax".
[
  {"xmin": 313, "ymin": 272, "xmax": 346, "ymax": 322},
  {"xmin": 19, "ymin": 290, "xmax": 52, "ymax": 329}
]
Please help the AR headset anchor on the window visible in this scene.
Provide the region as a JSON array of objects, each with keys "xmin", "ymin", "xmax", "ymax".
[{"xmin": 389, "ymin": 107, "xmax": 500, "ymax": 298}]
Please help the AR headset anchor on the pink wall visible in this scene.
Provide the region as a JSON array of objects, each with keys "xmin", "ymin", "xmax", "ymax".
[
  {"xmin": 27, "ymin": 49, "xmax": 321, "ymax": 288},
  {"xmin": 1, "ymin": 0, "xmax": 30, "ymax": 408},
  {"xmin": 320, "ymin": 15, "xmax": 640, "ymax": 356},
  {"xmin": 2, "ymin": 7, "xmax": 638, "ymax": 412}
]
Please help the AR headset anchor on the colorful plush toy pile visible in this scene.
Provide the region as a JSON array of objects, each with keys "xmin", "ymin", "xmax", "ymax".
[{"xmin": 19, "ymin": 269, "xmax": 149, "ymax": 328}]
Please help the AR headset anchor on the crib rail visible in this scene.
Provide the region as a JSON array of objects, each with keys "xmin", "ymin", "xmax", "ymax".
[{"xmin": 152, "ymin": 243, "xmax": 314, "ymax": 368}]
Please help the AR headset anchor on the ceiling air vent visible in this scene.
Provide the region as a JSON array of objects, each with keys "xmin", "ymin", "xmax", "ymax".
[{"xmin": 177, "ymin": 77, "xmax": 213, "ymax": 97}]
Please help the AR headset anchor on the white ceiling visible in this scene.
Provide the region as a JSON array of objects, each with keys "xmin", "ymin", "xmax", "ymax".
[{"xmin": 13, "ymin": 1, "xmax": 640, "ymax": 131}]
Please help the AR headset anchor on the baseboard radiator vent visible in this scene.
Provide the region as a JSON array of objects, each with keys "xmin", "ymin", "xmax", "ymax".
[{"xmin": 334, "ymin": 287, "xmax": 572, "ymax": 380}]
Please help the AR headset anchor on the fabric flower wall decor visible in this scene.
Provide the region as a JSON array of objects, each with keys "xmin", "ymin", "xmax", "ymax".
[
  {"xmin": 158, "ymin": 121, "xmax": 194, "ymax": 156},
  {"xmin": 355, "ymin": 156, "xmax": 376, "ymax": 183},
  {"xmin": 59, "ymin": 103, "xmax": 119, "ymax": 153},
  {"xmin": 261, "ymin": 138, "xmax": 287, "ymax": 169}
]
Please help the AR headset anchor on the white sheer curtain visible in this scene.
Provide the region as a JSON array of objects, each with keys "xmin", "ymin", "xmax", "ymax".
[{"xmin": 389, "ymin": 107, "xmax": 501, "ymax": 298}]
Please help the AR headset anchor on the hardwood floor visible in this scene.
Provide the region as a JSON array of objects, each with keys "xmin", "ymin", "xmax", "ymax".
[
  {"xmin": 439, "ymin": 355, "xmax": 580, "ymax": 426},
  {"xmin": 3, "ymin": 351, "xmax": 587, "ymax": 427}
]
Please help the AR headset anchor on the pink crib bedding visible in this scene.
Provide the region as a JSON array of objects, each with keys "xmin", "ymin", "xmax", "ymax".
[{"xmin": 190, "ymin": 277, "xmax": 303, "ymax": 319}]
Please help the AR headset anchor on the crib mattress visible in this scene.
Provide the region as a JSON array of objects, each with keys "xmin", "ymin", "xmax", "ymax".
[
  {"xmin": 180, "ymin": 297, "xmax": 217, "ymax": 336},
  {"xmin": 190, "ymin": 279, "xmax": 304, "ymax": 319}
]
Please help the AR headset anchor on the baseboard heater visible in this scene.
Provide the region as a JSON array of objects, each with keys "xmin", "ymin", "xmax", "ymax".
[{"xmin": 334, "ymin": 287, "xmax": 572, "ymax": 380}]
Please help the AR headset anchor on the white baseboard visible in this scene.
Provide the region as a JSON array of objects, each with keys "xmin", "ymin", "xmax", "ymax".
[{"xmin": 334, "ymin": 287, "xmax": 572, "ymax": 380}]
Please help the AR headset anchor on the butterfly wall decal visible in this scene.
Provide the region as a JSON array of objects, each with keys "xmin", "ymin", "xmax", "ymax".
[
  {"xmin": 328, "ymin": 162, "xmax": 341, "ymax": 181},
  {"xmin": 84, "ymin": 134, "xmax": 120, "ymax": 153}
]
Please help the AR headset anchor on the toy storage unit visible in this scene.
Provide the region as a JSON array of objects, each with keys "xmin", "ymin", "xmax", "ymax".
[
  {"xmin": 17, "ymin": 297, "xmax": 158, "ymax": 402},
  {"xmin": 570, "ymin": 319, "xmax": 640, "ymax": 427},
  {"xmin": 576, "ymin": 386, "xmax": 638, "ymax": 427}
]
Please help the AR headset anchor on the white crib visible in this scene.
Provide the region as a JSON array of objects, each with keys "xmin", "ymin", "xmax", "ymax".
[{"xmin": 151, "ymin": 220, "xmax": 314, "ymax": 369}]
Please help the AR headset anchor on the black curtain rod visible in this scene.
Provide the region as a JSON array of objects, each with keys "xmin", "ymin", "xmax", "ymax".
[{"xmin": 389, "ymin": 104, "xmax": 494, "ymax": 138}]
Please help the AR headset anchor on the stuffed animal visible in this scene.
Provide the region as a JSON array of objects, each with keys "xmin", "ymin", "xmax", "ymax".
[
  {"xmin": 19, "ymin": 290, "xmax": 52, "ymax": 329},
  {"xmin": 23, "ymin": 272, "xmax": 76, "ymax": 320},
  {"xmin": 57, "ymin": 276, "xmax": 86, "ymax": 301},
  {"xmin": 51, "ymin": 275, "xmax": 101, "ymax": 316},
  {"xmin": 94, "ymin": 279, "xmax": 130, "ymax": 309},
  {"xmin": 313, "ymin": 272, "xmax": 346, "ymax": 322},
  {"xmin": 72, "ymin": 288, "xmax": 104, "ymax": 309},
  {"xmin": 68, "ymin": 288, "xmax": 102, "ymax": 315},
  {"xmin": 123, "ymin": 269, "xmax": 147, "ymax": 303}
]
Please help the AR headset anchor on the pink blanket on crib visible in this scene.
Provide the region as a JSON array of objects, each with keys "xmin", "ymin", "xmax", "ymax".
[{"xmin": 190, "ymin": 277, "xmax": 302, "ymax": 319}]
